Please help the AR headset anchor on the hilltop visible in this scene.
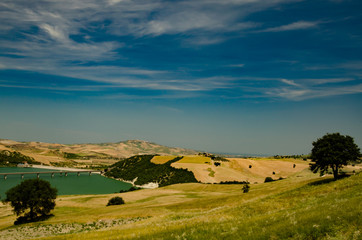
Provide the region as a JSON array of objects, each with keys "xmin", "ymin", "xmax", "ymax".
[{"xmin": 0, "ymin": 139, "xmax": 198, "ymax": 167}]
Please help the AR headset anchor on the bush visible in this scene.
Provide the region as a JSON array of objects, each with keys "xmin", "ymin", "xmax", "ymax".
[
  {"xmin": 264, "ymin": 177, "xmax": 274, "ymax": 183},
  {"xmin": 242, "ymin": 184, "xmax": 250, "ymax": 193},
  {"xmin": 107, "ymin": 197, "xmax": 125, "ymax": 206},
  {"xmin": 119, "ymin": 186, "xmax": 140, "ymax": 193}
]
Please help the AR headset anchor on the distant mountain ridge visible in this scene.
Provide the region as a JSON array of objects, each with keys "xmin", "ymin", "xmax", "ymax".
[{"xmin": 0, "ymin": 138, "xmax": 198, "ymax": 166}]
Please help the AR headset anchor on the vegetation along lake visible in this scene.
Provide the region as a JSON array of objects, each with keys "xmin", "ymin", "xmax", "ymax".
[{"xmin": 0, "ymin": 167, "xmax": 132, "ymax": 197}]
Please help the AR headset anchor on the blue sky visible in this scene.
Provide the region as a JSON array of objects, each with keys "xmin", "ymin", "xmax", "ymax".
[{"xmin": 0, "ymin": 0, "xmax": 361, "ymax": 155}]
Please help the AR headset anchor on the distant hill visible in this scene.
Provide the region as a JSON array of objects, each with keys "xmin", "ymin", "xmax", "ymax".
[{"xmin": 0, "ymin": 139, "xmax": 198, "ymax": 166}]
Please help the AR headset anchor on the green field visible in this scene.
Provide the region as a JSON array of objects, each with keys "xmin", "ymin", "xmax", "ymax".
[{"xmin": 0, "ymin": 169, "xmax": 361, "ymax": 239}]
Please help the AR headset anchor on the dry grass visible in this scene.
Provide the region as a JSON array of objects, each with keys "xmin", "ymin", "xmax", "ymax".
[
  {"xmin": 150, "ymin": 156, "xmax": 177, "ymax": 164},
  {"xmin": 0, "ymin": 170, "xmax": 361, "ymax": 240},
  {"xmin": 172, "ymin": 157, "xmax": 311, "ymax": 183},
  {"xmin": 176, "ymin": 155, "xmax": 211, "ymax": 164}
]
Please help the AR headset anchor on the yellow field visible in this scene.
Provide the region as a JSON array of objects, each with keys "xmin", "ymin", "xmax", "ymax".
[
  {"xmin": 150, "ymin": 156, "xmax": 177, "ymax": 164},
  {"xmin": 171, "ymin": 157, "xmax": 312, "ymax": 183},
  {"xmin": 176, "ymin": 155, "xmax": 211, "ymax": 164}
]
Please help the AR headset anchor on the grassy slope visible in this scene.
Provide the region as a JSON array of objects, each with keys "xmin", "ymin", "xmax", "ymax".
[{"xmin": 1, "ymin": 170, "xmax": 360, "ymax": 239}]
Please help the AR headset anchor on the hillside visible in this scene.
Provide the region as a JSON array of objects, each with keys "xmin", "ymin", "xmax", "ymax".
[
  {"xmin": 156, "ymin": 155, "xmax": 311, "ymax": 183},
  {"xmin": 0, "ymin": 139, "xmax": 198, "ymax": 167},
  {"xmin": 105, "ymin": 155, "xmax": 198, "ymax": 187},
  {"xmin": 0, "ymin": 150, "xmax": 40, "ymax": 166},
  {"xmin": 171, "ymin": 156, "xmax": 312, "ymax": 183},
  {"xmin": 106, "ymin": 155, "xmax": 361, "ymax": 186},
  {"xmin": 0, "ymin": 170, "xmax": 360, "ymax": 239}
]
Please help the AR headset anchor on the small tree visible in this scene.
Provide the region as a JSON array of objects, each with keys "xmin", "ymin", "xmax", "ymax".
[
  {"xmin": 2, "ymin": 179, "xmax": 57, "ymax": 223},
  {"xmin": 310, "ymin": 133, "xmax": 361, "ymax": 179}
]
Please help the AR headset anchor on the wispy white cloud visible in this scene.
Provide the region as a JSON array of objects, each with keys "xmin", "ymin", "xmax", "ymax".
[
  {"xmin": 0, "ymin": 83, "xmax": 108, "ymax": 92},
  {"xmin": 257, "ymin": 21, "xmax": 321, "ymax": 32},
  {"xmin": 303, "ymin": 78, "xmax": 355, "ymax": 85},
  {"xmin": 0, "ymin": 0, "xmax": 359, "ymax": 102},
  {"xmin": 267, "ymin": 88, "xmax": 311, "ymax": 100},
  {"xmin": 263, "ymin": 78, "xmax": 362, "ymax": 100},
  {"xmin": 229, "ymin": 64, "xmax": 245, "ymax": 68},
  {"xmin": 269, "ymin": 84, "xmax": 362, "ymax": 100},
  {"xmin": 306, "ymin": 61, "xmax": 362, "ymax": 71},
  {"xmin": 280, "ymin": 78, "xmax": 301, "ymax": 87}
]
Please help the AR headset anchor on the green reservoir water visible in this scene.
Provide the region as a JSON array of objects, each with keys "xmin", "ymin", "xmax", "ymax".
[{"xmin": 0, "ymin": 167, "xmax": 132, "ymax": 197}]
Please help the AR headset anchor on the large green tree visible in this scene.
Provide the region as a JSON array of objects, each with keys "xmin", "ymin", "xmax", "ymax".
[
  {"xmin": 3, "ymin": 179, "xmax": 57, "ymax": 223},
  {"xmin": 310, "ymin": 133, "xmax": 361, "ymax": 179}
]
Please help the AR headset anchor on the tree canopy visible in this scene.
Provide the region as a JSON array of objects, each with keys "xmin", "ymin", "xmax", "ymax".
[
  {"xmin": 2, "ymin": 179, "xmax": 57, "ymax": 224},
  {"xmin": 310, "ymin": 133, "xmax": 361, "ymax": 179},
  {"xmin": 105, "ymin": 155, "xmax": 197, "ymax": 187}
]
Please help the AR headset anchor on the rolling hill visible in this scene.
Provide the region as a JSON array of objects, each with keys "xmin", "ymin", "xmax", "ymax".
[
  {"xmin": 0, "ymin": 139, "xmax": 198, "ymax": 166},
  {"xmin": 0, "ymin": 169, "xmax": 360, "ymax": 239},
  {"xmin": 106, "ymin": 154, "xmax": 336, "ymax": 186}
]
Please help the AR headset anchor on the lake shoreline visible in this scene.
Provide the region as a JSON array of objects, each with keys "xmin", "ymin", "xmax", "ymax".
[
  {"xmin": 0, "ymin": 167, "xmax": 131, "ymax": 196},
  {"xmin": 31, "ymin": 165, "xmax": 101, "ymax": 174}
]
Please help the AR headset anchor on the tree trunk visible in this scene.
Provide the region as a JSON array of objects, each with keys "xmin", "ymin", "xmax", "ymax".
[
  {"xmin": 29, "ymin": 207, "xmax": 36, "ymax": 220},
  {"xmin": 332, "ymin": 165, "xmax": 339, "ymax": 180}
]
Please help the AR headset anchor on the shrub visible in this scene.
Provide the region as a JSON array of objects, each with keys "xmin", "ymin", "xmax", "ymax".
[
  {"xmin": 119, "ymin": 186, "xmax": 140, "ymax": 193},
  {"xmin": 242, "ymin": 184, "xmax": 250, "ymax": 193},
  {"xmin": 264, "ymin": 177, "xmax": 274, "ymax": 183},
  {"xmin": 107, "ymin": 197, "xmax": 125, "ymax": 206}
]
